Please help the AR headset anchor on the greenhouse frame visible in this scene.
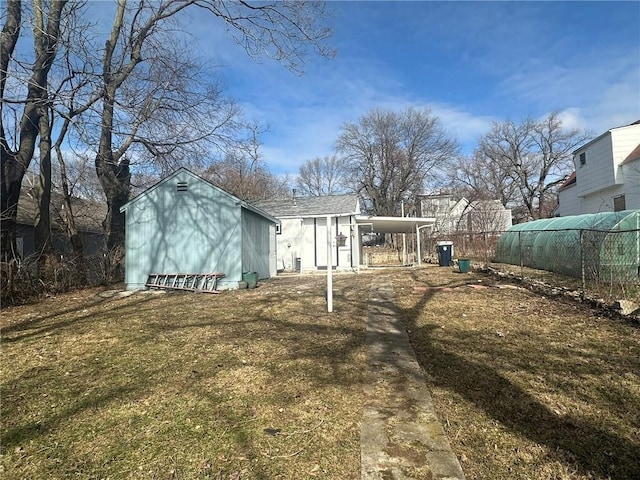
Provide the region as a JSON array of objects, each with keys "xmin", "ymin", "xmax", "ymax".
[{"xmin": 495, "ymin": 211, "xmax": 640, "ymax": 282}]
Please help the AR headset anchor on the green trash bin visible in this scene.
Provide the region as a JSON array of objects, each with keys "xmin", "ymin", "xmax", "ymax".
[
  {"xmin": 242, "ymin": 271, "xmax": 258, "ymax": 289},
  {"xmin": 458, "ymin": 259, "xmax": 471, "ymax": 273}
]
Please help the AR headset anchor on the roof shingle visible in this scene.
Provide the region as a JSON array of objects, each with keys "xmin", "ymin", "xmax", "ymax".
[{"xmin": 253, "ymin": 194, "xmax": 359, "ymax": 217}]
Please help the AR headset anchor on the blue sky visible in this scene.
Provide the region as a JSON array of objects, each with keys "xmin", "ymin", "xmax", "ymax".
[{"xmin": 179, "ymin": 1, "xmax": 640, "ymax": 177}]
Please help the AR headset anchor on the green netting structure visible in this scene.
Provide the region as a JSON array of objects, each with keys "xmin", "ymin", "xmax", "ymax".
[{"xmin": 495, "ymin": 211, "xmax": 640, "ymax": 281}]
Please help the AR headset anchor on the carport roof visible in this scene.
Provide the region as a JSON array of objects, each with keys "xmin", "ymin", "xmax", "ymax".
[{"xmin": 356, "ymin": 215, "xmax": 435, "ymax": 234}]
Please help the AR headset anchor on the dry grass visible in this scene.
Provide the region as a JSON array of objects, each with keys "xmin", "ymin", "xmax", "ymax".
[
  {"xmin": 3, "ymin": 267, "xmax": 639, "ymax": 479},
  {"xmin": 1, "ymin": 274, "xmax": 369, "ymax": 479},
  {"xmin": 391, "ymin": 266, "xmax": 640, "ymax": 480}
]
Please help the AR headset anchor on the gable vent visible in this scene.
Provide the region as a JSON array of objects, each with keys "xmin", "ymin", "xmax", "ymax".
[{"xmin": 177, "ymin": 181, "xmax": 188, "ymax": 192}]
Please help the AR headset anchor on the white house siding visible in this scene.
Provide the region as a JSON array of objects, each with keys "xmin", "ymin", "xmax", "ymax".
[
  {"xmin": 582, "ymin": 184, "xmax": 629, "ymax": 213},
  {"xmin": 576, "ymin": 134, "xmax": 615, "ymax": 198},
  {"xmin": 254, "ymin": 194, "xmax": 360, "ymax": 271},
  {"xmin": 612, "ymin": 124, "xmax": 640, "ymax": 183},
  {"xmin": 275, "ymin": 215, "xmax": 356, "ymax": 271},
  {"xmin": 558, "ymin": 122, "xmax": 640, "ymax": 216},
  {"xmin": 268, "ymin": 224, "xmax": 277, "ymax": 278},
  {"xmin": 334, "ymin": 215, "xmax": 355, "ymax": 269},
  {"xmin": 276, "ymin": 217, "xmax": 304, "ymax": 270},
  {"xmin": 622, "ymin": 161, "xmax": 640, "ymax": 209},
  {"xmin": 556, "ymin": 184, "xmax": 582, "ymax": 216}
]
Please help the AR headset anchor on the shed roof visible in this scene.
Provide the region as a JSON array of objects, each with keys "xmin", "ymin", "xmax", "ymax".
[
  {"xmin": 254, "ymin": 194, "xmax": 359, "ymax": 218},
  {"xmin": 120, "ymin": 168, "xmax": 278, "ymax": 224}
]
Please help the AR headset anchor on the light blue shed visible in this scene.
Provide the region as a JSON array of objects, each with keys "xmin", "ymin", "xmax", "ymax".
[{"xmin": 120, "ymin": 168, "xmax": 278, "ymax": 290}]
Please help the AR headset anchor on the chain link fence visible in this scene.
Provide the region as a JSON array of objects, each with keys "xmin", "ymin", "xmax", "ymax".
[{"xmin": 425, "ymin": 228, "xmax": 640, "ymax": 304}]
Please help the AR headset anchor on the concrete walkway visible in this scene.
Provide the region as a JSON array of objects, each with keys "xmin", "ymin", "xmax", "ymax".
[{"xmin": 361, "ymin": 278, "xmax": 466, "ymax": 480}]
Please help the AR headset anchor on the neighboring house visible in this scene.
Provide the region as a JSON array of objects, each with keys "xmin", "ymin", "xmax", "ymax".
[
  {"xmin": 253, "ymin": 194, "xmax": 360, "ymax": 271},
  {"xmin": 416, "ymin": 194, "xmax": 467, "ymax": 234},
  {"xmin": 120, "ymin": 168, "xmax": 278, "ymax": 290},
  {"xmin": 417, "ymin": 194, "xmax": 511, "ymax": 234},
  {"xmin": 556, "ymin": 120, "xmax": 640, "ymax": 216},
  {"xmin": 15, "ymin": 185, "xmax": 106, "ymax": 258},
  {"xmin": 464, "ymin": 199, "xmax": 513, "ymax": 233}
]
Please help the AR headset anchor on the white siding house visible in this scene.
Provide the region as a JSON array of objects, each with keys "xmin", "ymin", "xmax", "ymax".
[
  {"xmin": 417, "ymin": 194, "xmax": 512, "ymax": 233},
  {"xmin": 556, "ymin": 120, "xmax": 640, "ymax": 216},
  {"xmin": 254, "ymin": 194, "xmax": 360, "ymax": 271}
]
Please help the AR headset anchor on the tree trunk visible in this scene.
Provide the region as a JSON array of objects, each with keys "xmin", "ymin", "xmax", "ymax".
[
  {"xmin": 56, "ymin": 141, "xmax": 87, "ymax": 284},
  {"xmin": 1, "ymin": 154, "xmax": 25, "ymax": 260},
  {"xmin": 34, "ymin": 107, "xmax": 53, "ymax": 265},
  {"xmin": 96, "ymin": 149, "xmax": 130, "ymax": 282},
  {"xmin": 1, "ymin": 0, "xmax": 67, "ymax": 259}
]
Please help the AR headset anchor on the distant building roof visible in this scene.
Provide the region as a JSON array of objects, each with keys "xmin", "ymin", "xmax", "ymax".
[
  {"xmin": 573, "ymin": 119, "xmax": 640, "ymax": 154},
  {"xmin": 621, "ymin": 143, "xmax": 640, "ymax": 165},
  {"xmin": 254, "ymin": 194, "xmax": 359, "ymax": 218},
  {"xmin": 558, "ymin": 171, "xmax": 577, "ymax": 191},
  {"xmin": 17, "ymin": 187, "xmax": 105, "ymax": 234}
]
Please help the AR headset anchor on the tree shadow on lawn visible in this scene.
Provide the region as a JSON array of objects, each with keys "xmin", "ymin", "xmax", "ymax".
[
  {"xmin": 1, "ymin": 294, "xmax": 159, "ymax": 343},
  {"xmin": 398, "ymin": 271, "xmax": 640, "ymax": 479},
  {"xmin": 1, "ymin": 275, "xmax": 372, "ymax": 479},
  {"xmin": 139, "ymin": 276, "xmax": 369, "ymax": 390}
]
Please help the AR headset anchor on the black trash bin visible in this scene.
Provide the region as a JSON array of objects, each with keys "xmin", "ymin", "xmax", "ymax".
[
  {"xmin": 436, "ymin": 241, "xmax": 454, "ymax": 267},
  {"xmin": 295, "ymin": 257, "xmax": 301, "ymax": 272}
]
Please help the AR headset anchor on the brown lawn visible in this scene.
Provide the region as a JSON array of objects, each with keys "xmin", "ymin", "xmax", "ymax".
[{"xmin": 2, "ymin": 266, "xmax": 638, "ymax": 479}]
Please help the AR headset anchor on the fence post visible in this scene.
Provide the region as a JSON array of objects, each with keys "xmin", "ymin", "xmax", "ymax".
[
  {"xmin": 519, "ymin": 231, "xmax": 523, "ymax": 277},
  {"xmin": 483, "ymin": 231, "xmax": 488, "ymax": 265},
  {"xmin": 580, "ymin": 229, "xmax": 586, "ymax": 297}
]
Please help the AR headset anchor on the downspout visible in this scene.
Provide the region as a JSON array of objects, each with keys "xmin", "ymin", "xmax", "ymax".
[
  {"xmin": 314, "ymin": 218, "xmax": 318, "ymax": 267},
  {"xmin": 335, "ymin": 216, "xmax": 339, "ymax": 267}
]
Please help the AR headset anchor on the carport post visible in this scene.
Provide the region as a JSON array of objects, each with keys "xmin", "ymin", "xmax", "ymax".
[
  {"xmin": 326, "ymin": 214, "xmax": 333, "ymax": 312},
  {"xmin": 416, "ymin": 224, "xmax": 421, "ymax": 266},
  {"xmin": 416, "ymin": 224, "xmax": 431, "ymax": 266}
]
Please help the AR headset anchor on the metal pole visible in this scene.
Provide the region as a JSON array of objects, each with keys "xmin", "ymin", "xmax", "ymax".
[
  {"xmin": 580, "ymin": 229, "xmax": 585, "ymax": 296},
  {"xmin": 326, "ymin": 215, "xmax": 333, "ymax": 312},
  {"xmin": 416, "ymin": 224, "xmax": 421, "ymax": 266},
  {"xmin": 401, "ymin": 202, "xmax": 407, "ymax": 265}
]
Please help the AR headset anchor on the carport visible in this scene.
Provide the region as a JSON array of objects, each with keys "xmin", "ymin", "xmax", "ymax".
[
  {"xmin": 322, "ymin": 214, "xmax": 436, "ymax": 312},
  {"xmin": 355, "ymin": 215, "xmax": 436, "ymax": 267}
]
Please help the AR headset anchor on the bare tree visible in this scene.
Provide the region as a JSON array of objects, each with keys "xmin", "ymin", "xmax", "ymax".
[
  {"xmin": 450, "ymin": 151, "xmax": 519, "ymax": 208},
  {"xmin": 336, "ymin": 107, "xmax": 458, "ymax": 215},
  {"xmin": 89, "ymin": 0, "xmax": 333, "ymax": 277},
  {"xmin": 475, "ymin": 112, "xmax": 590, "ymax": 220},
  {"xmin": 203, "ymin": 124, "xmax": 289, "ymax": 200},
  {"xmin": 296, "ymin": 154, "xmax": 346, "ymax": 196},
  {"xmin": 2, "ymin": 0, "xmax": 334, "ymax": 275},
  {"xmin": 1, "ymin": 0, "xmax": 70, "ymax": 259}
]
